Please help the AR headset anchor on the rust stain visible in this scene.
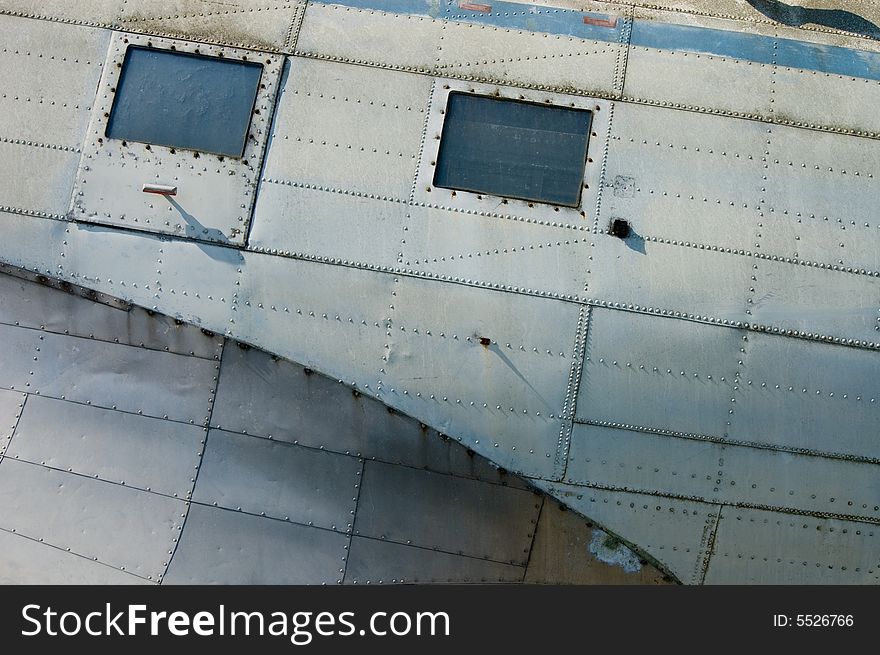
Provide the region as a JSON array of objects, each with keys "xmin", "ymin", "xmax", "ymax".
[
  {"xmin": 460, "ymin": 2, "xmax": 492, "ymax": 13},
  {"xmin": 583, "ymin": 14, "xmax": 618, "ymax": 28}
]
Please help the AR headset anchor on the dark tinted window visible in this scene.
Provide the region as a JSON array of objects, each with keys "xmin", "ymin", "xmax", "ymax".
[
  {"xmin": 106, "ymin": 47, "xmax": 263, "ymax": 158},
  {"xmin": 433, "ymin": 93, "xmax": 592, "ymax": 207}
]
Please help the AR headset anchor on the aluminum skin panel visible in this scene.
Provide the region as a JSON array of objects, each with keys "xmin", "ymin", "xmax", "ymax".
[
  {"xmin": 0, "ymin": 389, "xmax": 25, "ymax": 456},
  {"xmin": 72, "ymin": 32, "xmax": 284, "ymax": 246},
  {"xmin": 761, "ymin": 124, "xmax": 880, "ymax": 273},
  {"xmin": 234, "ymin": 251, "xmax": 392, "ymax": 389},
  {"xmin": 117, "ymin": 0, "xmax": 306, "ymax": 53},
  {"xmin": 705, "ymin": 507, "xmax": 880, "ymax": 584},
  {"xmin": 403, "ymin": 204, "xmax": 592, "ymax": 301},
  {"xmin": 344, "ymin": 536, "xmax": 524, "ymax": 584},
  {"xmin": 748, "ymin": 257, "xmax": 879, "ymax": 345},
  {"xmin": 623, "ymin": 36, "xmax": 774, "ymax": 118},
  {"xmin": 576, "ymin": 307, "xmax": 741, "ymax": 437},
  {"xmin": 249, "ymin": 182, "xmax": 407, "ymax": 271},
  {"xmin": 0, "ymin": 529, "xmax": 151, "ymax": 585},
  {"xmin": 730, "ymin": 333, "xmax": 880, "ymax": 460},
  {"xmin": 378, "ymin": 275, "xmax": 582, "ymax": 479},
  {"xmin": 295, "ymin": 3, "xmax": 446, "ymax": 72},
  {"xmin": 0, "ymin": 1, "xmax": 122, "ymax": 26},
  {"xmin": 0, "ymin": 144, "xmax": 82, "ymax": 218},
  {"xmin": 0, "ymin": 213, "xmax": 68, "ymax": 274},
  {"xmin": 0, "ymin": 16, "xmax": 110, "ymax": 145},
  {"xmin": 6, "ymin": 395, "xmax": 205, "ymax": 498},
  {"xmin": 353, "ymin": 461, "xmax": 540, "ymax": 565},
  {"xmin": 261, "ymin": 56, "xmax": 432, "ymax": 200},
  {"xmin": 0, "ymin": 273, "xmax": 222, "ymax": 359},
  {"xmin": 0, "ymin": 459, "xmax": 184, "ymax": 581},
  {"xmin": 564, "ymin": 423, "xmax": 880, "ymax": 522},
  {"xmin": 589, "ymin": 237, "xmax": 754, "ymax": 326},
  {"xmin": 434, "ymin": 17, "xmax": 623, "ymax": 97},
  {"xmin": 540, "ymin": 481, "xmax": 719, "ymax": 584},
  {"xmin": 0, "ymin": 322, "xmax": 217, "ymax": 424},
  {"xmin": 605, "ymin": 101, "xmax": 768, "ymax": 252},
  {"xmin": 210, "ymin": 345, "xmax": 514, "ymax": 485},
  {"xmin": 524, "ymin": 500, "xmax": 670, "ymax": 584},
  {"xmin": 163, "ymin": 504, "xmax": 348, "ymax": 584},
  {"xmin": 192, "ymin": 429, "xmax": 361, "ymax": 531},
  {"xmin": 771, "ymin": 65, "xmax": 880, "ymax": 136}
]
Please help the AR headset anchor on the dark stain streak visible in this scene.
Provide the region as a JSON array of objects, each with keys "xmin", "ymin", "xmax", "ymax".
[{"xmin": 747, "ymin": 0, "xmax": 880, "ymax": 39}]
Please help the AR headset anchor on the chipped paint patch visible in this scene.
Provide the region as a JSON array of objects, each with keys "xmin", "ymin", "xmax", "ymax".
[{"xmin": 588, "ymin": 529, "xmax": 642, "ymax": 573}]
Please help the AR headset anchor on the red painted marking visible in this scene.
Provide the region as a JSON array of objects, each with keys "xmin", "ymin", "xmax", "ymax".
[
  {"xmin": 583, "ymin": 14, "xmax": 618, "ymax": 28},
  {"xmin": 459, "ymin": 2, "xmax": 492, "ymax": 12}
]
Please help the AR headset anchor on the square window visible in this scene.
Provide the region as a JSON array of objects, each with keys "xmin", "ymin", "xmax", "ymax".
[
  {"xmin": 106, "ymin": 46, "xmax": 263, "ymax": 158},
  {"xmin": 433, "ymin": 93, "xmax": 592, "ymax": 207}
]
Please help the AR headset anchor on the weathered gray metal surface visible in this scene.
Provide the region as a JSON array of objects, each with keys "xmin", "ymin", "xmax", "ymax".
[
  {"xmin": 344, "ymin": 536, "xmax": 525, "ymax": 584},
  {"xmin": 260, "ymin": 56, "xmax": 431, "ymax": 200},
  {"xmin": 0, "ymin": 321, "xmax": 218, "ymax": 424},
  {"xmin": 6, "ymin": 395, "xmax": 205, "ymax": 498},
  {"xmin": 0, "ymin": 529, "xmax": 151, "ymax": 585},
  {"xmin": 163, "ymin": 504, "xmax": 349, "ymax": 584},
  {"xmin": 705, "ymin": 507, "xmax": 880, "ymax": 584},
  {"xmin": 1, "ymin": 1, "xmax": 879, "ymax": 584},
  {"xmin": 192, "ymin": 429, "xmax": 361, "ymax": 531},
  {"xmin": 354, "ymin": 461, "xmax": 541, "ymax": 565},
  {"xmin": 0, "ymin": 459, "xmax": 183, "ymax": 580},
  {"xmin": 576, "ymin": 307, "xmax": 740, "ymax": 436},
  {"xmin": 72, "ymin": 32, "xmax": 284, "ymax": 245}
]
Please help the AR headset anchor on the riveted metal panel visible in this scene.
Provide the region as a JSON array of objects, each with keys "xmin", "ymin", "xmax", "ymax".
[
  {"xmin": 295, "ymin": 3, "xmax": 445, "ymax": 71},
  {"xmin": 0, "ymin": 144, "xmax": 82, "ymax": 218},
  {"xmin": 731, "ymin": 333, "xmax": 880, "ymax": 459},
  {"xmin": 117, "ymin": 0, "xmax": 305, "ymax": 52},
  {"xmin": 606, "ymin": 102, "xmax": 767, "ymax": 251},
  {"xmin": 0, "ymin": 213, "xmax": 68, "ymax": 274},
  {"xmin": 0, "ymin": 529, "xmax": 151, "ymax": 585},
  {"xmin": 589, "ymin": 237, "xmax": 753, "ymax": 325},
  {"xmin": 72, "ymin": 32, "xmax": 284, "ymax": 246},
  {"xmin": 576, "ymin": 308, "xmax": 741, "ymax": 435},
  {"xmin": 163, "ymin": 504, "xmax": 348, "ymax": 584},
  {"xmin": 435, "ymin": 19, "xmax": 622, "ymax": 96},
  {"xmin": 379, "ymin": 275, "xmax": 581, "ymax": 479},
  {"xmin": 0, "ymin": 389, "xmax": 25, "ymax": 456},
  {"xmin": 761, "ymin": 125, "xmax": 880, "ymax": 273},
  {"xmin": 0, "ymin": 16, "xmax": 110, "ymax": 145},
  {"xmin": 210, "ymin": 344, "xmax": 516, "ymax": 484},
  {"xmin": 0, "ymin": 1, "xmax": 122, "ymax": 25},
  {"xmin": 0, "ymin": 459, "xmax": 183, "ymax": 581},
  {"xmin": 0, "ymin": 322, "xmax": 217, "ymax": 424},
  {"xmin": 413, "ymin": 78, "xmax": 608, "ymax": 231},
  {"xmin": 623, "ymin": 40, "xmax": 774, "ymax": 118},
  {"xmin": 565, "ymin": 423, "xmax": 880, "ymax": 522},
  {"xmin": 706, "ymin": 507, "xmax": 880, "ymax": 584},
  {"xmin": 524, "ymin": 499, "xmax": 669, "ymax": 584},
  {"xmin": 262, "ymin": 57, "xmax": 431, "ymax": 200},
  {"xmin": 249, "ymin": 182, "xmax": 407, "ymax": 270},
  {"xmin": 540, "ymin": 480, "xmax": 718, "ymax": 584},
  {"xmin": 354, "ymin": 461, "xmax": 541, "ymax": 564},
  {"xmin": 344, "ymin": 536, "xmax": 524, "ymax": 584},
  {"xmin": 403, "ymin": 205, "xmax": 591, "ymax": 300},
  {"xmin": 0, "ymin": 273, "xmax": 222, "ymax": 359},
  {"xmin": 771, "ymin": 67, "xmax": 880, "ymax": 136},
  {"xmin": 234, "ymin": 251, "xmax": 391, "ymax": 388},
  {"xmin": 748, "ymin": 257, "xmax": 879, "ymax": 344},
  {"xmin": 6, "ymin": 395, "xmax": 205, "ymax": 498},
  {"xmin": 192, "ymin": 429, "xmax": 361, "ymax": 531}
]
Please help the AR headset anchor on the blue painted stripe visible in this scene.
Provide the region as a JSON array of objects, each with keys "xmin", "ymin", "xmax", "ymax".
[{"xmin": 319, "ymin": 0, "xmax": 880, "ymax": 82}]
